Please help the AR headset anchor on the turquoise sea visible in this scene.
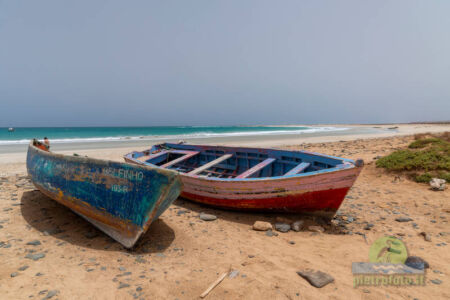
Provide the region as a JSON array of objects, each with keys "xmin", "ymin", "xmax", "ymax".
[{"xmin": 0, "ymin": 126, "xmax": 347, "ymax": 145}]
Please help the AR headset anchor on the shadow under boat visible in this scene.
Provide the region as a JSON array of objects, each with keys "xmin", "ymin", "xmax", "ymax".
[{"xmin": 20, "ymin": 190, "xmax": 175, "ymax": 253}]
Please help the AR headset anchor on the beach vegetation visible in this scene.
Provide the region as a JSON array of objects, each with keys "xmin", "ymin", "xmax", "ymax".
[{"xmin": 376, "ymin": 133, "xmax": 450, "ymax": 183}]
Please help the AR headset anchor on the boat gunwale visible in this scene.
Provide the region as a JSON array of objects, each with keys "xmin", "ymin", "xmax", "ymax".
[{"xmin": 29, "ymin": 141, "xmax": 178, "ymax": 179}]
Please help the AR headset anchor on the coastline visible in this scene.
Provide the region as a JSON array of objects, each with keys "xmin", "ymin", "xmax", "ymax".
[
  {"xmin": 1, "ymin": 127, "xmax": 448, "ymax": 299},
  {"xmin": 1, "ymin": 123, "xmax": 449, "ymax": 170}
]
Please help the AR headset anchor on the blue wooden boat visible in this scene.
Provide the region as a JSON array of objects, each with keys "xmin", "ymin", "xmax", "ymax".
[{"xmin": 27, "ymin": 140, "xmax": 182, "ymax": 248}]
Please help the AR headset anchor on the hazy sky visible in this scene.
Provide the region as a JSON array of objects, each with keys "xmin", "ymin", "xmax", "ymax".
[{"xmin": 1, "ymin": 1, "xmax": 449, "ymax": 127}]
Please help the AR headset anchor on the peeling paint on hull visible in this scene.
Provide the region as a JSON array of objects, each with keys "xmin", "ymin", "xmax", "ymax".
[
  {"xmin": 27, "ymin": 142, "xmax": 181, "ymax": 248},
  {"xmin": 179, "ymin": 167, "xmax": 360, "ymax": 219}
]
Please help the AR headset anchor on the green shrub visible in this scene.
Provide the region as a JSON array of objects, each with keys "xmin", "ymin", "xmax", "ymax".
[
  {"xmin": 408, "ymin": 138, "xmax": 442, "ymax": 149},
  {"xmin": 377, "ymin": 137, "xmax": 450, "ymax": 182},
  {"xmin": 414, "ymin": 173, "xmax": 432, "ymax": 183}
]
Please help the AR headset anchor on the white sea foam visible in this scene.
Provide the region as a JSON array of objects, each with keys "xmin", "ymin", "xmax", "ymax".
[{"xmin": 0, "ymin": 127, "xmax": 349, "ymax": 145}]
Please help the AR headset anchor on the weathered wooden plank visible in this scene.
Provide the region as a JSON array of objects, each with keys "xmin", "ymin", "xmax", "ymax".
[
  {"xmin": 284, "ymin": 162, "xmax": 311, "ymax": 176},
  {"xmin": 161, "ymin": 151, "xmax": 200, "ymax": 168},
  {"xmin": 236, "ymin": 158, "xmax": 276, "ymax": 179},
  {"xmin": 137, "ymin": 150, "xmax": 168, "ymax": 163},
  {"xmin": 188, "ymin": 154, "xmax": 233, "ymax": 175}
]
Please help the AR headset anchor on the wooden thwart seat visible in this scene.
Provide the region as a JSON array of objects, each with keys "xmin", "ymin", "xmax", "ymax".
[
  {"xmin": 161, "ymin": 151, "xmax": 199, "ymax": 168},
  {"xmin": 188, "ymin": 154, "xmax": 233, "ymax": 175},
  {"xmin": 236, "ymin": 158, "xmax": 276, "ymax": 179},
  {"xmin": 137, "ymin": 150, "xmax": 168, "ymax": 163},
  {"xmin": 284, "ymin": 162, "xmax": 310, "ymax": 176}
]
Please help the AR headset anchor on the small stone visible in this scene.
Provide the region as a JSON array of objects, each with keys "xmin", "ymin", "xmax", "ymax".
[
  {"xmin": 135, "ymin": 256, "xmax": 146, "ymax": 263},
  {"xmin": 43, "ymin": 290, "xmax": 58, "ymax": 300},
  {"xmin": 25, "ymin": 253, "xmax": 45, "ymax": 261},
  {"xmin": 199, "ymin": 213, "xmax": 217, "ymax": 221},
  {"xmin": 11, "ymin": 272, "xmax": 19, "ymax": 277},
  {"xmin": 274, "ymin": 223, "xmax": 291, "ymax": 233},
  {"xmin": 419, "ymin": 232, "xmax": 432, "ymax": 242},
  {"xmin": 35, "ymin": 272, "xmax": 44, "ymax": 276},
  {"xmin": 330, "ymin": 219, "xmax": 340, "ymax": 226},
  {"xmin": 26, "ymin": 240, "xmax": 41, "ymax": 246},
  {"xmin": 229, "ymin": 270, "xmax": 240, "ymax": 278},
  {"xmin": 289, "ymin": 241, "xmax": 295, "ymax": 245},
  {"xmin": 297, "ymin": 269, "xmax": 334, "ymax": 288},
  {"xmin": 119, "ymin": 267, "xmax": 126, "ymax": 271},
  {"xmin": 308, "ymin": 226, "xmax": 325, "ymax": 233},
  {"xmin": 395, "ymin": 217, "xmax": 413, "ymax": 222},
  {"xmin": 252, "ymin": 221, "xmax": 272, "ymax": 231},
  {"xmin": 405, "ymin": 256, "xmax": 429, "ymax": 270},
  {"xmin": 265, "ymin": 230, "xmax": 278, "ymax": 237},
  {"xmin": 18, "ymin": 265, "xmax": 29, "ymax": 271},
  {"xmin": 118, "ymin": 283, "xmax": 130, "ymax": 289},
  {"xmin": 430, "ymin": 279, "xmax": 442, "ymax": 285},
  {"xmin": 291, "ymin": 220, "xmax": 304, "ymax": 232},
  {"xmin": 429, "ymin": 178, "xmax": 446, "ymax": 191},
  {"xmin": 364, "ymin": 224, "xmax": 374, "ymax": 230}
]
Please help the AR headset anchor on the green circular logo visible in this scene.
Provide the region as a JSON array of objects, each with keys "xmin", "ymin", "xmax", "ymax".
[{"xmin": 369, "ymin": 236, "xmax": 407, "ymax": 264}]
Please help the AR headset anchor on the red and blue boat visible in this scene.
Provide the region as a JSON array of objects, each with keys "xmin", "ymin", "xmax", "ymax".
[
  {"xmin": 27, "ymin": 140, "xmax": 181, "ymax": 248},
  {"xmin": 124, "ymin": 143, "xmax": 363, "ymax": 219}
]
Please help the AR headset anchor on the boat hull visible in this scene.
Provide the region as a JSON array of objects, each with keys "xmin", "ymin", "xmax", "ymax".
[
  {"xmin": 27, "ymin": 143, "xmax": 181, "ymax": 248},
  {"xmin": 178, "ymin": 167, "xmax": 361, "ymax": 219}
]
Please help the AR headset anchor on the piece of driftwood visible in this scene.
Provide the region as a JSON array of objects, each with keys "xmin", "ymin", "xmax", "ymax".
[{"xmin": 200, "ymin": 271, "xmax": 228, "ymax": 298}]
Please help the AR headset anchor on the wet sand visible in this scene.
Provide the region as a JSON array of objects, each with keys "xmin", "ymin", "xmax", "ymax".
[{"xmin": 0, "ymin": 125, "xmax": 449, "ymax": 299}]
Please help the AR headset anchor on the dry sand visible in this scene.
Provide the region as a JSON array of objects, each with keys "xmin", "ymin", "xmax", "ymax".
[{"xmin": 0, "ymin": 124, "xmax": 449, "ymax": 299}]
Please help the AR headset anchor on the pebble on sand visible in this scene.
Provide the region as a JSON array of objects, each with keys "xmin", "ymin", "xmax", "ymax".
[
  {"xmin": 405, "ymin": 256, "xmax": 430, "ymax": 270},
  {"xmin": 429, "ymin": 178, "xmax": 446, "ymax": 191},
  {"xmin": 265, "ymin": 230, "xmax": 278, "ymax": 237},
  {"xmin": 395, "ymin": 217, "xmax": 413, "ymax": 222},
  {"xmin": 25, "ymin": 253, "xmax": 45, "ymax": 261},
  {"xmin": 252, "ymin": 221, "xmax": 272, "ymax": 231},
  {"xmin": 26, "ymin": 240, "xmax": 41, "ymax": 246},
  {"xmin": 199, "ymin": 213, "xmax": 217, "ymax": 221},
  {"xmin": 291, "ymin": 220, "xmax": 304, "ymax": 232},
  {"xmin": 296, "ymin": 269, "xmax": 334, "ymax": 288},
  {"xmin": 10, "ymin": 272, "xmax": 19, "ymax": 277},
  {"xmin": 419, "ymin": 232, "xmax": 432, "ymax": 242},
  {"xmin": 364, "ymin": 223, "xmax": 374, "ymax": 230},
  {"xmin": 308, "ymin": 226, "xmax": 325, "ymax": 233},
  {"xmin": 275, "ymin": 223, "xmax": 291, "ymax": 233},
  {"xmin": 430, "ymin": 279, "xmax": 443, "ymax": 285},
  {"xmin": 118, "ymin": 282, "xmax": 130, "ymax": 289},
  {"xmin": 42, "ymin": 290, "xmax": 59, "ymax": 300}
]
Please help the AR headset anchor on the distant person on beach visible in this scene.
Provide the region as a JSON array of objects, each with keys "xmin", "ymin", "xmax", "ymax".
[{"xmin": 44, "ymin": 137, "xmax": 50, "ymax": 149}]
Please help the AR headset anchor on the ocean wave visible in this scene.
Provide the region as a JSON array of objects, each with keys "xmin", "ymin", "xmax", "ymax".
[{"xmin": 0, "ymin": 127, "xmax": 349, "ymax": 145}]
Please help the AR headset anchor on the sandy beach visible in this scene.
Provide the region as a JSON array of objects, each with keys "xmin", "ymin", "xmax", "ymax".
[{"xmin": 1, "ymin": 124, "xmax": 449, "ymax": 299}]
